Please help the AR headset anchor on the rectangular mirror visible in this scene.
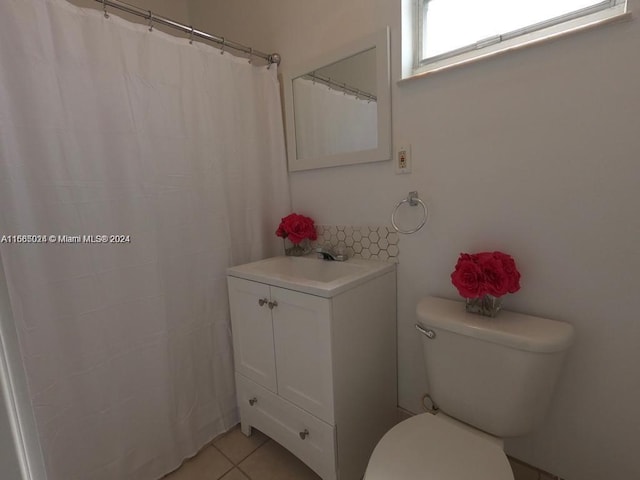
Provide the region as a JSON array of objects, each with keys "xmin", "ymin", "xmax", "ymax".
[{"xmin": 284, "ymin": 28, "xmax": 391, "ymax": 172}]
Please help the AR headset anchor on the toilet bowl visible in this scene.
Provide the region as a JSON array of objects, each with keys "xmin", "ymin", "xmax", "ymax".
[{"xmin": 364, "ymin": 412, "xmax": 513, "ymax": 480}]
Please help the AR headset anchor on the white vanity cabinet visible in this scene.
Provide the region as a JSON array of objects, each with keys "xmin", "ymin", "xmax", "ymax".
[
  {"xmin": 228, "ymin": 278, "xmax": 334, "ymax": 422},
  {"xmin": 227, "ymin": 257, "xmax": 397, "ymax": 480}
]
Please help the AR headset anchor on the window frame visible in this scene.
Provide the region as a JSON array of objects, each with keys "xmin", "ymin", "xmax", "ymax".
[{"xmin": 413, "ymin": 0, "xmax": 628, "ymax": 75}]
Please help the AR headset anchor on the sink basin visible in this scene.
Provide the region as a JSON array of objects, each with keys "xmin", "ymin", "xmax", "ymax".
[
  {"xmin": 227, "ymin": 255, "xmax": 395, "ymax": 298},
  {"xmin": 246, "ymin": 256, "xmax": 368, "ymax": 283}
]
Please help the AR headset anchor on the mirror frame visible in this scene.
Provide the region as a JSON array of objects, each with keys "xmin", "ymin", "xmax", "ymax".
[{"xmin": 284, "ymin": 27, "xmax": 391, "ymax": 172}]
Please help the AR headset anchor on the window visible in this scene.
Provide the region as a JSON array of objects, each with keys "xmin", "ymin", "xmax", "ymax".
[{"xmin": 414, "ymin": 0, "xmax": 627, "ymax": 74}]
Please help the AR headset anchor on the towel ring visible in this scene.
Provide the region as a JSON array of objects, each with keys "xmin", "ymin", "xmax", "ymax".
[{"xmin": 391, "ymin": 191, "xmax": 428, "ymax": 234}]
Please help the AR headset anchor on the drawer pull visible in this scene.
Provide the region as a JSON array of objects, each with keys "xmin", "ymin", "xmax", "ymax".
[
  {"xmin": 258, "ymin": 298, "xmax": 268, "ymax": 307},
  {"xmin": 248, "ymin": 397, "xmax": 258, "ymax": 406},
  {"xmin": 268, "ymin": 300, "xmax": 278, "ymax": 310},
  {"xmin": 299, "ymin": 428, "xmax": 309, "ymax": 440}
]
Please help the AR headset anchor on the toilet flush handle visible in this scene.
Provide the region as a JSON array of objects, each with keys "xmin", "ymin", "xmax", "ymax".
[{"xmin": 415, "ymin": 324, "xmax": 436, "ymax": 339}]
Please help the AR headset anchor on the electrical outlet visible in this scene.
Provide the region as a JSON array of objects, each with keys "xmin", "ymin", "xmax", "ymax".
[{"xmin": 396, "ymin": 144, "xmax": 412, "ymax": 174}]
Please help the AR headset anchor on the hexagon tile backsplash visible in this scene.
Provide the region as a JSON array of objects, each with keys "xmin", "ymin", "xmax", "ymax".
[{"xmin": 313, "ymin": 225, "xmax": 399, "ymax": 262}]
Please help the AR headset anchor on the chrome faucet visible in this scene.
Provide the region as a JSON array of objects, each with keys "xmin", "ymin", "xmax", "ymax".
[{"xmin": 315, "ymin": 246, "xmax": 347, "ymax": 262}]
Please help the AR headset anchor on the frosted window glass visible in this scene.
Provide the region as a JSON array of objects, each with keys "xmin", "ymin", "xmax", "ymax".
[{"xmin": 423, "ymin": 0, "xmax": 611, "ymax": 59}]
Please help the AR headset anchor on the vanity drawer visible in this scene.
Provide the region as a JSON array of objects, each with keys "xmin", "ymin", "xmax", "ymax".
[{"xmin": 236, "ymin": 373, "xmax": 337, "ymax": 480}]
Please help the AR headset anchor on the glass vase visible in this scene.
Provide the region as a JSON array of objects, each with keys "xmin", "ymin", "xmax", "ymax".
[
  {"xmin": 283, "ymin": 238, "xmax": 312, "ymax": 257},
  {"xmin": 465, "ymin": 294, "xmax": 502, "ymax": 318}
]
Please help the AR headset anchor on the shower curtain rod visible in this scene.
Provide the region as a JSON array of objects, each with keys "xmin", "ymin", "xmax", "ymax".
[
  {"xmin": 303, "ymin": 71, "xmax": 377, "ymax": 101},
  {"xmin": 96, "ymin": 0, "xmax": 281, "ymax": 65}
]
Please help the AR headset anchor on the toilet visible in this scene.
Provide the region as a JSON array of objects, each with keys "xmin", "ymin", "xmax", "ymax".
[{"xmin": 365, "ymin": 296, "xmax": 574, "ymax": 480}]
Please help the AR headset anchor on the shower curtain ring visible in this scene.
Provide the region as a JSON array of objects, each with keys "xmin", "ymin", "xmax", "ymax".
[
  {"xmin": 148, "ymin": 11, "xmax": 154, "ymax": 32},
  {"xmin": 267, "ymin": 53, "xmax": 280, "ymax": 69},
  {"xmin": 103, "ymin": 0, "xmax": 109, "ymax": 18},
  {"xmin": 220, "ymin": 38, "xmax": 225, "ymax": 55},
  {"xmin": 189, "ymin": 26, "xmax": 194, "ymax": 44},
  {"xmin": 248, "ymin": 48, "xmax": 253, "ymax": 64}
]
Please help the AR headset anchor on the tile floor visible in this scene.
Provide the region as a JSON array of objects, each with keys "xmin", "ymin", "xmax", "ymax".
[
  {"xmin": 508, "ymin": 457, "xmax": 564, "ymax": 480},
  {"xmin": 162, "ymin": 425, "xmax": 320, "ymax": 480},
  {"xmin": 163, "ymin": 416, "xmax": 562, "ymax": 480}
]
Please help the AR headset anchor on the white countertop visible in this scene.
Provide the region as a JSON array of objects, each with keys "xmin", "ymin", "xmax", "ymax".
[{"xmin": 227, "ymin": 255, "xmax": 395, "ymax": 298}]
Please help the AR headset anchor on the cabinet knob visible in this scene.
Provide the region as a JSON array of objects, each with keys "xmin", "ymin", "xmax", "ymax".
[
  {"xmin": 248, "ymin": 397, "xmax": 257, "ymax": 406},
  {"xmin": 299, "ymin": 428, "xmax": 309, "ymax": 440},
  {"xmin": 267, "ymin": 300, "xmax": 278, "ymax": 310},
  {"xmin": 258, "ymin": 298, "xmax": 268, "ymax": 307}
]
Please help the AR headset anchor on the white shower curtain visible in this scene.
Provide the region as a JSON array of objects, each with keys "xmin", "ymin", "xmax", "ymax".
[
  {"xmin": 293, "ymin": 78, "xmax": 377, "ymax": 159},
  {"xmin": 0, "ymin": 1, "xmax": 290, "ymax": 479}
]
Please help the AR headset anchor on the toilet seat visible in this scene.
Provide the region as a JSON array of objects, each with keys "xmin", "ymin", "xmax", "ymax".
[{"xmin": 364, "ymin": 413, "xmax": 514, "ymax": 480}]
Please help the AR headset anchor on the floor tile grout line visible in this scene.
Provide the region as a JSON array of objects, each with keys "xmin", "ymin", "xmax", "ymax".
[
  {"xmin": 238, "ymin": 438, "xmax": 272, "ymax": 466},
  {"xmin": 215, "ymin": 462, "xmax": 235, "ymax": 480},
  {"xmin": 210, "ymin": 443, "xmax": 238, "ymax": 468},
  {"xmin": 212, "ymin": 436, "xmax": 272, "ymax": 468},
  {"xmin": 236, "ymin": 463, "xmax": 252, "ymax": 480},
  {"xmin": 241, "ymin": 435, "xmax": 271, "ymax": 463},
  {"xmin": 161, "ymin": 433, "xmax": 232, "ymax": 479},
  {"xmin": 235, "ymin": 440, "xmax": 275, "ymax": 480},
  {"xmin": 209, "ymin": 425, "xmax": 256, "ymax": 464}
]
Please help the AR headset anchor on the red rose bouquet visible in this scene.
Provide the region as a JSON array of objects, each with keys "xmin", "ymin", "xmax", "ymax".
[
  {"xmin": 451, "ymin": 251, "xmax": 521, "ymax": 299},
  {"xmin": 275, "ymin": 213, "xmax": 317, "ymax": 244}
]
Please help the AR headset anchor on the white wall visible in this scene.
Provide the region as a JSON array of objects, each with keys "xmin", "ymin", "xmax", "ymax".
[
  {"xmin": 190, "ymin": 1, "xmax": 640, "ymax": 478},
  {"xmin": 66, "ymin": 0, "xmax": 190, "ymax": 30}
]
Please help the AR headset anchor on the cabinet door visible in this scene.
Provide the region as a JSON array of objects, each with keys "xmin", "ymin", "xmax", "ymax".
[
  {"xmin": 271, "ymin": 287, "xmax": 334, "ymax": 423},
  {"xmin": 228, "ymin": 277, "xmax": 277, "ymax": 392}
]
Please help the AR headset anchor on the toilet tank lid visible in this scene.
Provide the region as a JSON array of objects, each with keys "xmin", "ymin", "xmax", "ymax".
[{"xmin": 416, "ymin": 296, "xmax": 574, "ymax": 353}]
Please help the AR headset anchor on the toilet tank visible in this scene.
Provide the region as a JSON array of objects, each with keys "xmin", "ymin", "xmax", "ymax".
[{"xmin": 416, "ymin": 296, "xmax": 574, "ymax": 438}]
